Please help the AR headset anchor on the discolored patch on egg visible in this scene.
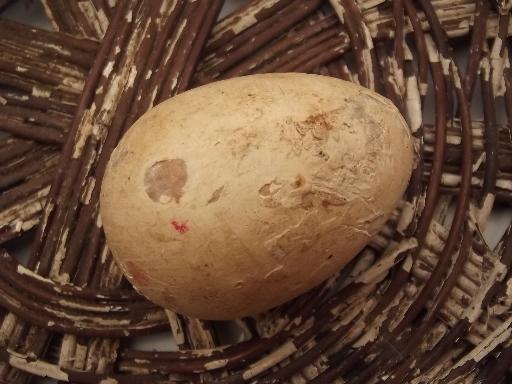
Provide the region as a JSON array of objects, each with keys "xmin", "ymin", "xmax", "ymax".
[
  {"xmin": 207, "ymin": 186, "xmax": 224, "ymax": 204},
  {"xmin": 144, "ymin": 158, "xmax": 187, "ymax": 203},
  {"xmin": 303, "ymin": 112, "xmax": 335, "ymax": 140},
  {"xmin": 171, "ymin": 219, "xmax": 189, "ymax": 234},
  {"xmin": 125, "ymin": 261, "xmax": 149, "ymax": 285}
]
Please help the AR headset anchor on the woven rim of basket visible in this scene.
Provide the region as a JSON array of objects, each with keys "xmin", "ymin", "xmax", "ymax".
[{"xmin": 0, "ymin": 0, "xmax": 511, "ymax": 383}]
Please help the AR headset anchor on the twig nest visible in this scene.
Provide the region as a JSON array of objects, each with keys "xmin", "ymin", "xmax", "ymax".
[{"xmin": 100, "ymin": 73, "xmax": 414, "ymax": 320}]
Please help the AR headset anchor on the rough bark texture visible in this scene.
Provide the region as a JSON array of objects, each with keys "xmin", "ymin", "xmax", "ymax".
[
  {"xmin": 40, "ymin": 0, "xmax": 116, "ymax": 40},
  {"xmin": 0, "ymin": 20, "xmax": 98, "ymax": 244}
]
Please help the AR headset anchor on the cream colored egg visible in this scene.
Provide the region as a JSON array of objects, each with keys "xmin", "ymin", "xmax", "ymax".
[{"xmin": 100, "ymin": 73, "xmax": 414, "ymax": 320}]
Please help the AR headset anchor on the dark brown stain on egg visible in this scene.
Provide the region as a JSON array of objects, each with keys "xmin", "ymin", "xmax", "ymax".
[
  {"xmin": 207, "ymin": 186, "xmax": 224, "ymax": 204},
  {"xmin": 144, "ymin": 158, "xmax": 187, "ymax": 203},
  {"xmin": 304, "ymin": 112, "xmax": 334, "ymax": 130},
  {"xmin": 305, "ymin": 112, "xmax": 335, "ymax": 140},
  {"xmin": 293, "ymin": 174, "xmax": 305, "ymax": 188},
  {"xmin": 259, "ymin": 183, "xmax": 272, "ymax": 196},
  {"xmin": 293, "ymin": 111, "xmax": 337, "ymax": 141}
]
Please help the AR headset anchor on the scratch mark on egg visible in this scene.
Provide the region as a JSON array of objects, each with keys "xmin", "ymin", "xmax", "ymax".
[{"xmin": 264, "ymin": 265, "xmax": 284, "ymax": 279}]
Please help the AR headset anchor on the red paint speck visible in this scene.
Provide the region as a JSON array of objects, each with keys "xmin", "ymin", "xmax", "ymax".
[
  {"xmin": 171, "ymin": 219, "xmax": 189, "ymax": 234},
  {"xmin": 125, "ymin": 261, "xmax": 149, "ymax": 285}
]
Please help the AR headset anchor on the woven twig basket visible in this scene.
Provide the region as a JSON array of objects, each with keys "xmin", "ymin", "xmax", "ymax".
[{"xmin": 0, "ymin": 0, "xmax": 511, "ymax": 383}]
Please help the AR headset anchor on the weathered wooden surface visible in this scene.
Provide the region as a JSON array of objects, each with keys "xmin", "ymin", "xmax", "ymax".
[{"xmin": 0, "ymin": 0, "xmax": 512, "ymax": 382}]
